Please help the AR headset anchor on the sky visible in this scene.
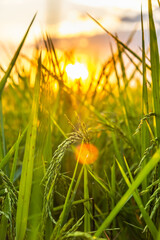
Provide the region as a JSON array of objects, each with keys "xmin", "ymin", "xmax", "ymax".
[
  {"xmin": 0, "ymin": 0, "xmax": 159, "ymax": 62},
  {"xmin": 0, "ymin": 0, "xmax": 158, "ymax": 42}
]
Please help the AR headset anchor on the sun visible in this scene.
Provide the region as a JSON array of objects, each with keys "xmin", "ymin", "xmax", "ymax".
[{"xmin": 66, "ymin": 62, "xmax": 89, "ymax": 81}]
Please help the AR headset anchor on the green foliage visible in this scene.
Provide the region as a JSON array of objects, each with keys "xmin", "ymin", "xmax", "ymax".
[
  {"xmin": 1, "ymin": 1, "xmax": 160, "ymax": 239},
  {"xmin": 16, "ymin": 55, "xmax": 41, "ymax": 240},
  {"xmin": 0, "ymin": 170, "xmax": 18, "ymax": 239}
]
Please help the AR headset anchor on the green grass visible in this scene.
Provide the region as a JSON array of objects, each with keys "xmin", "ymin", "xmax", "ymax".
[{"xmin": 0, "ymin": 1, "xmax": 160, "ymax": 239}]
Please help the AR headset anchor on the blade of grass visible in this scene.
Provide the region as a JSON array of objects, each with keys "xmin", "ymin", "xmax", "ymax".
[
  {"xmin": 118, "ymin": 156, "xmax": 158, "ymax": 239},
  {"xmin": 87, "ymin": 13, "xmax": 151, "ymax": 70},
  {"xmin": 0, "ymin": 13, "xmax": 36, "ymax": 94},
  {"xmin": 117, "ymin": 40, "xmax": 128, "ymax": 88},
  {"xmin": 10, "ymin": 133, "xmax": 21, "ymax": 182},
  {"xmin": 110, "ymin": 43, "xmax": 140, "ymax": 158},
  {"xmin": 116, "ymin": 41, "xmax": 136, "ymax": 146},
  {"xmin": 51, "ymin": 158, "xmax": 84, "ymax": 239},
  {"xmin": 83, "ymin": 99, "xmax": 135, "ymax": 150},
  {"xmin": 0, "ymin": 125, "xmax": 28, "ymax": 170},
  {"xmin": 111, "ymin": 160, "xmax": 116, "ymax": 232},
  {"xmin": 54, "ymin": 142, "xmax": 84, "ymax": 234},
  {"xmin": 141, "ymin": 7, "xmax": 150, "ymax": 204},
  {"xmin": 16, "ymin": 55, "xmax": 41, "ymax": 240},
  {"xmin": 51, "ymin": 116, "xmax": 68, "ymax": 139},
  {"xmin": 148, "ymin": 0, "xmax": 160, "ymax": 142},
  {"xmin": 0, "ymin": 138, "xmax": 3, "ymax": 161},
  {"xmin": 124, "ymin": 50, "xmax": 143, "ymax": 80},
  {"xmin": 84, "ymin": 164, "xmax": 91, "ymax": 232},
  {"xmin": 0, "ymin": 13, "xmax": 36, "ymax": 177},
  {"xmin": 111, "ymin": 132, "xmax": 125, "ymax": 170},
  {"xmin": 141, "ymin": 7, "xmax": 149, "ymax": 121},
  {"xmin": 53, "ymin": 198, "xmax": 91, "ymax": 212},
  {"xmin": 94, "ymin": 148, "xmax": 160, "ymax": 238},
  {"xmin": 157, "ymin": 229, "xmax": 160, "ymax": 240},
  {"xmin": 0, "ymin": 98, "xmax": 6, "ymax": 158},
  {"xmin": 46, "ymin": 34, "xmax": 62, "ymax": 77},
  {"xmin": 62, "ymin": 165, "xmax": 84, "ymax": 226},
  {"xmin": 87, "ymin": 168, "xmax": 110, "ymax": 194},
  {"xmin": 27, "ymin": 84, "xmax": 52, "ymax": 239}
]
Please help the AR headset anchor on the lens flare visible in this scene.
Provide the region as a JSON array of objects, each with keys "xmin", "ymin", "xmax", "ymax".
[{"xmin": 75, "ymin": 143, "xmax": 99, "ymax": 164}]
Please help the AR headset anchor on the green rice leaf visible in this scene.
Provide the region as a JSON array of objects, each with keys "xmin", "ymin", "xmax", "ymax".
[
  {"xmin": 141, "ymin": 6, "xmax": 150, "ymax": 205},
  {"xmin": 95, "ymin": 148, "xmax": 160, "ymax": 238},
  {"xmin": 0, "ymin": 126, "xmax": 28, "ymax": 170},
  {"xmin": 0, "ymin": 13, "xmax": 36, "ymax": 95},
  {"xmin": 148, "ymin": 0, "xmax": 160, "ymax": 141},
  {"xmin": 16, "ymin": 55, "xmax": 41, "ymax": 240}
]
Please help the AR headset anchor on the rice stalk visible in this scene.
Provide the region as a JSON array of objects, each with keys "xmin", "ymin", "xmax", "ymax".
[
  {"xmin": 50, "ymin": 145, "xmax": 84, "ymax": 239},
  {"xmin": 0, "ymin": 170, "xmax": 18, "ymax": 239},
  {"xmin": 41, "ymin": 130, "xmax": 87, "ymax": 237}
]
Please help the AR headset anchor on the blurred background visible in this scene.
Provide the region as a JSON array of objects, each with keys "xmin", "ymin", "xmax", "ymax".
[{"xmin": 0, "ymin": 0, "xmax": 159, "ymax": 65}]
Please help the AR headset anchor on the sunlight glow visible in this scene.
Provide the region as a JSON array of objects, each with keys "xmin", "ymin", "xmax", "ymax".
[
  {"xmin": 66, "ymin": 62, "xmax": 89, "ymax": 81},
  {"xmin": 75, "ymin": 143, "xmax": 99, "ymax": 165}
]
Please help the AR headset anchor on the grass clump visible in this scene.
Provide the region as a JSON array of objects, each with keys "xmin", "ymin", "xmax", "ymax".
[{"xmin": 1, "ymin": 1, "xmax": 160, "ymax": 239}]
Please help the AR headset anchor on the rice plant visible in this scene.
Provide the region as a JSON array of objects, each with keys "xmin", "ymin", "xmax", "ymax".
[{"xmin": 0, "ymin": 0, "xmax": 160, "ymax": 239}]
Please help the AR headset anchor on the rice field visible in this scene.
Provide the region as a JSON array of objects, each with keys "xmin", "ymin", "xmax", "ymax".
[{"xmin": 0, "ymin": 1, "xmax": 160, "ymax": 239}]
